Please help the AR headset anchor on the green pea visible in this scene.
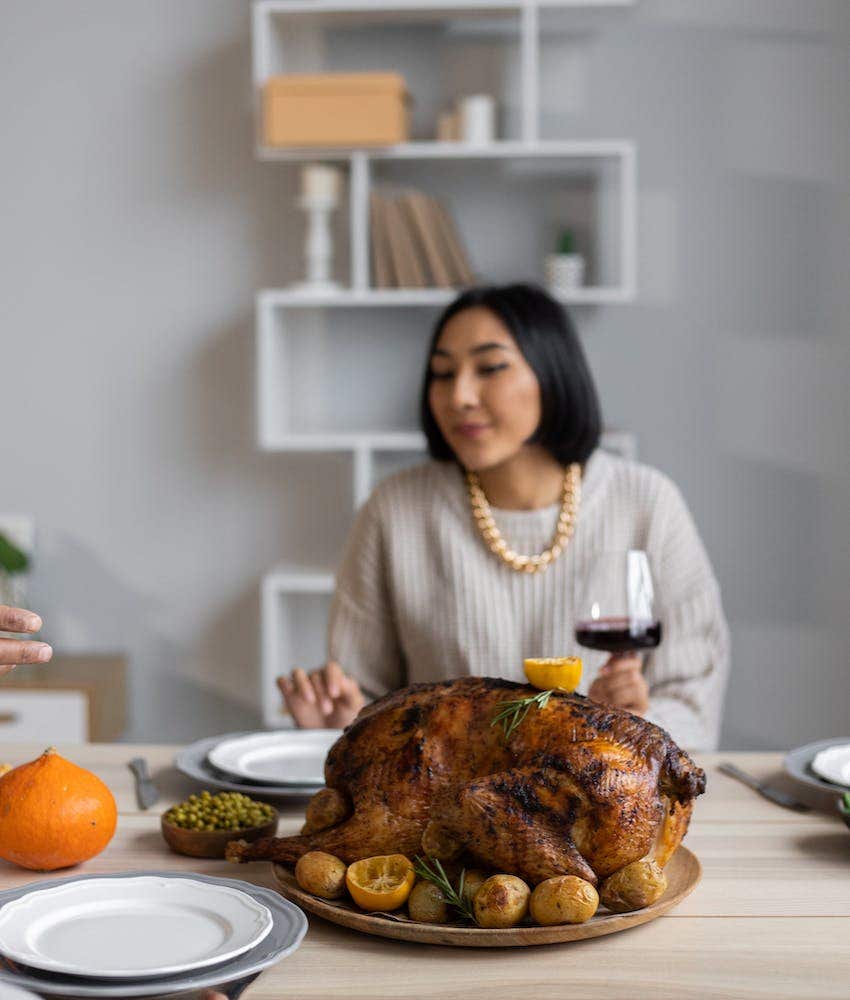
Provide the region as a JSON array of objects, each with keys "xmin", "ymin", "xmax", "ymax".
[{"xmin": 165, "ymin": 790, "xmax": 273, "ymax": 831}]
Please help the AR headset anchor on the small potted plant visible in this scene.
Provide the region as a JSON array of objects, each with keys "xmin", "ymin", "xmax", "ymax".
[{"xmin": 545, "ymin": 228, "xmax": 585, "ymax": 294}]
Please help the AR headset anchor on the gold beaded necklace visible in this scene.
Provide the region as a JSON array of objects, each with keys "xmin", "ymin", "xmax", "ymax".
[{"xmin": 466, "ymin": 463, "xmax": 582, "ymax": 574}]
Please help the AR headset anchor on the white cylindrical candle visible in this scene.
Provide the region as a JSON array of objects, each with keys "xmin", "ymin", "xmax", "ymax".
[
  {"xmin": 459, "ymin": 94, "xmax": 496, "ymax": 145},
  {"xmin": 300, "ymin": 163, "xmax": 341, "ymax": 203}
]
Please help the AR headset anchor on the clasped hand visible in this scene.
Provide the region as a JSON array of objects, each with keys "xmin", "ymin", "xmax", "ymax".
[
  {"xmin": 587, "ymin": 654, "xmax": 649, "ymax": 715},
  {"xmin": 0, "ymin": 606, "xmax": 52, "ymax": 676}
]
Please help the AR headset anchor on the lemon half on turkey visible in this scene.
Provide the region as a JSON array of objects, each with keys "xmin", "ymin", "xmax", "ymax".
[{"xmin": 523, "ymin": 657, "xmax": 582, "ymax": 692}]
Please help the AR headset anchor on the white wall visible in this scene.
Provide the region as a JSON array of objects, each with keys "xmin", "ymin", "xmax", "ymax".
[
  {"xmin": 555, "ymin": 0, "xmax": 850, "ymax": 748},
  {"xmin": 0, "ymin": 1, "xmax": 847, "ymax": 746}
]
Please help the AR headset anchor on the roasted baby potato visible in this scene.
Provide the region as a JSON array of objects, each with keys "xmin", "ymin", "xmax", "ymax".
[
  {"xmin": 295, "ymin": 850, "xmax": 347, "ymax": 899},
  {"xmin": 600, "ymin": 859, "xmax": 667, "ymax": 913},
  {"xmin": 408, "ymin": 880, "xmax": 450, "ymax": 923},
  {"xmin": 473, "ymin": 874, "xmax": 530, "ymax": 928},
  {"xmin": 530, "ymin": 875, "xmax": 599, "ymax": 925},
  {"xmin": 301, "ymin": 788, "xmax": 349, "ymax": 835}
]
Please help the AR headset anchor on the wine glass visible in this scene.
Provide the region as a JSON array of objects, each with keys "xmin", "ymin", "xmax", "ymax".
[{"xmin": 574, "ymin": 550, "xmax": 662, "ymax": 654}]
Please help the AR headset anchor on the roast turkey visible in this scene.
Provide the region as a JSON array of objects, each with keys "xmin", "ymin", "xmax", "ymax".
[{"xmin": 227, "ymin": 677, "xmax": 705, "ymax": 885}]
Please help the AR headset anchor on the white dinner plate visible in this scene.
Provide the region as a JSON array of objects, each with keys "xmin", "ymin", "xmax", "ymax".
[
  {"xmin": 175, "ymin": 733, "xmax": 323, "ymax": 797},
  {"xmin": 0, "ymin": 871, "xmax": 306, "ymax": 998},
  {"xmin": 0, "ymin": 876, "xmax": 273, "ymax": 979},
  {"xmin": 810, "ymin": 744, "xmax": 850, "ymax": 786},
  {"xmin": 784, "ymin": 736, "xmax": 850, "ymax": 792},
  {"xmin": 207, "ymin": 730, "xmax": 341, "ymax": 786}
]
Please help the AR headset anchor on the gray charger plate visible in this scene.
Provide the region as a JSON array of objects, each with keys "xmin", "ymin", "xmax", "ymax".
[
  {"xmin": 175, "ymin": 733, "xmax": 323, "ymax": 798},
  {"xmin": 784, "ymin": 736, "xmax": 850, "ymax": 793},
  {"xmin": 0, "ymin": 871, "xmax": 306, "ymax": 998}
]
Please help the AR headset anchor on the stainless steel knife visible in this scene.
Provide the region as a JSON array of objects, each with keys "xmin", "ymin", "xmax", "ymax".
[
  {"xmin": 718, "ymin": 762, "xmax": 811, "ymax": 812},
  {"xmin": 128, "ymin": 757, "xmax": 160, "ymax": 810}
]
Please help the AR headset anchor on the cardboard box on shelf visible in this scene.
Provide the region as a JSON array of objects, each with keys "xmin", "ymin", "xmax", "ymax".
[{"xmin": 263, "ymin": 72, "xmax": 410, "ymax": 148}]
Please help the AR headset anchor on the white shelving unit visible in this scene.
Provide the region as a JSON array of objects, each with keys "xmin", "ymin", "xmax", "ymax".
[
  {"xmin": 252, "ymin": 0, "xmax": 637, "ymax": 297},
  {"xmin": 252, "ymin": 0, "xmax": 638, "ymax": 726}
]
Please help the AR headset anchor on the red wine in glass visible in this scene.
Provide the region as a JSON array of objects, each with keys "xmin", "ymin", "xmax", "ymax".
[
  {"xmin": 574, "ymin": 616, "xmax": 662, "ymax": 654},
  {"xmin": 575, "ymin": 551, "xmax": 662, "ymax": 655}
]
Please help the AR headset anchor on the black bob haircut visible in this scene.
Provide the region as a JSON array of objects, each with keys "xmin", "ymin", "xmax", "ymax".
[{"xmin": 420, "ymin": 283, "xmax": 602, "ymax": 467}]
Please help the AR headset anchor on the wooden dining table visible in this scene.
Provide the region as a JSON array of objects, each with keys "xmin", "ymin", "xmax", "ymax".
[{"xmin": 0, "ymin": 744, "xmax": 847, "ymax": 999}]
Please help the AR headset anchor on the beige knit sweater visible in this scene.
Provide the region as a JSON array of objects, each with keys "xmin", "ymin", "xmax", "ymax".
[{"xmin": 328, "ymin": 449, "xmax": 730, "ymax": 750}]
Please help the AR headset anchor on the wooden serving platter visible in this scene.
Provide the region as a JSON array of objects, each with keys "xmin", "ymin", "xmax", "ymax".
[{"xmin": 271, "ymin": 846, "xmax": 701, "ymax": 947}]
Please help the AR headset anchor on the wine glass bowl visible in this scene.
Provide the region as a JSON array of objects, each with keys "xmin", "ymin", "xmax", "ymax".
[{"xmin": 574, "ymin": 551, "xmax": 662, "ymax": 655}]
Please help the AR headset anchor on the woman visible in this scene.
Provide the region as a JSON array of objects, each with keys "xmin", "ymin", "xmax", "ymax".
[{"xmin": 279, "ymin": 284, "xmax": 729, "ymax": 750}]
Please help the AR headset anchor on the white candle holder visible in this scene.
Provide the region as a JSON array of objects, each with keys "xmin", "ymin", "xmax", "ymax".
[{"xmin": 290, "ymin": 167, "xmax": 342, "ymax": 293}]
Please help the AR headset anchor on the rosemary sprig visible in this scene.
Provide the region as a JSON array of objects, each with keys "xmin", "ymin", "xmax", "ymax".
[
  {"xmin": 490, "ymin": 689, "xmax": 555, "ymax": 740},
  {"xmin": 412, "ymin": 855, "xmax": 476, "ymax": 923}
]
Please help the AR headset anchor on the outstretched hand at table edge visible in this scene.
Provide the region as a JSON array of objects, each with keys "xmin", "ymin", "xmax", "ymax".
[{"xmin": 0, "ymin": 605, "xmax": 52, "ymax": 676}]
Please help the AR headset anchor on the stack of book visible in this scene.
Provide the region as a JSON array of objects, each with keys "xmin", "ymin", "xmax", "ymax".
[{"xmin": 370, "ymin": 189, "xmax": 475, "ymax": 289}]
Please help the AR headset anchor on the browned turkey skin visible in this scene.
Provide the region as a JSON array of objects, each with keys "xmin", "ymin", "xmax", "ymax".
[{"xmin": 228, "ymin": 677, "xmax": 705, "ymax": 886}]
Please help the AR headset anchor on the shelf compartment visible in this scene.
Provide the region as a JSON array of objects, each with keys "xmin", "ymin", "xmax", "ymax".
[
  {"xmin": 257, "ymin": 302, "xmax": 441, "ymax": 448},
  {"xmin": 370, "ymin": 143, "xmax": 635, "ymax": 296},
  {"xmin": 256, "ymin": 288, "xmax": 642, "ymax": 456},
  {"xmin": 261, "ymin": 571, "xmax": 335, "ymax": 727},
  {"xmin": 253, "ymin": 2, "xmax": 528, "ymax": 150}
]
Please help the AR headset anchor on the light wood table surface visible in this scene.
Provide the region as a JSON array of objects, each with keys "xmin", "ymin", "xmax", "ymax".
[{"xmin": 0, "ymin": 745, "xmax": 847, "ymax": 999}]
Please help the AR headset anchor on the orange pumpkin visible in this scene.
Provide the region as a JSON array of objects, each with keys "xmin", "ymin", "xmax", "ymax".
[{"xmin": 0, "ymin": 747, "xmax": 117, "ymax": 870}]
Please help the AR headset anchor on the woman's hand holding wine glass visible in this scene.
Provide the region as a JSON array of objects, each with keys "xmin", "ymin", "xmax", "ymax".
[
  {"xmin": 576, "ymin": 551, "xmax": 660, "ymax": 717},
  {"xmin": 587, "ymin": 654, "xmax": 649, "ymax": 715}
]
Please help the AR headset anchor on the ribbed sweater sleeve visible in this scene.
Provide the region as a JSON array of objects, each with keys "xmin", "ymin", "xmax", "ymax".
[{"xmin": 641, "ymin": 476, "xmax": 730, "ymax": 750}]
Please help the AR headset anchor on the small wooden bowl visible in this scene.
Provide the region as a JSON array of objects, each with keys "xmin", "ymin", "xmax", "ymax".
[{"xmin": 161, "ymin": 810, "xmax": 279, "ymax": 859}]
